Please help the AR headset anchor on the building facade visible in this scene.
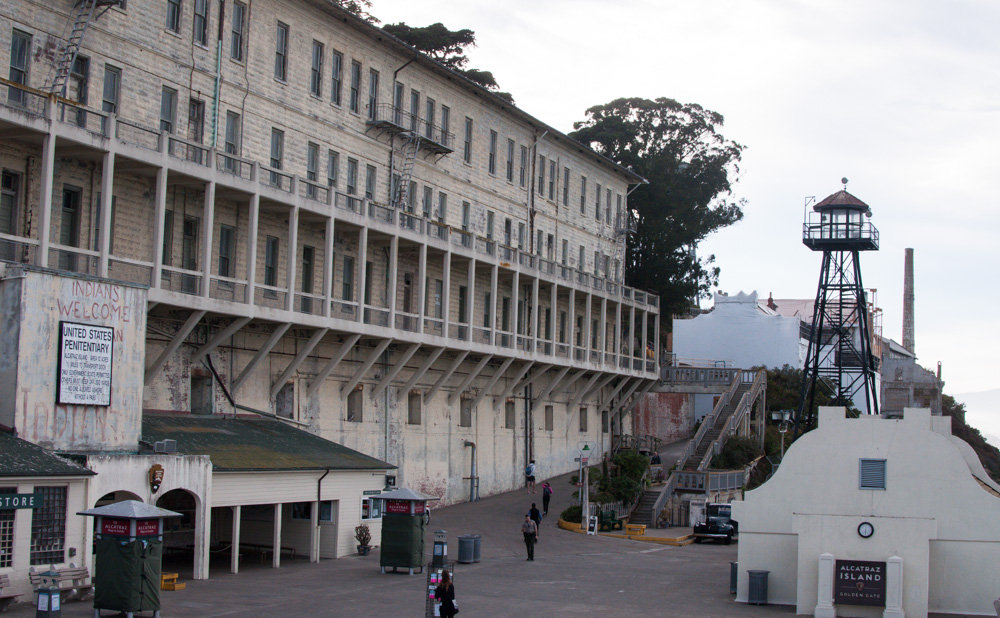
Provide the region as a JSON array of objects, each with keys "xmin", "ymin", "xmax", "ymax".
[{"xmin": 0, "ymin": 0, "xmax": 659, "ymax": 507}]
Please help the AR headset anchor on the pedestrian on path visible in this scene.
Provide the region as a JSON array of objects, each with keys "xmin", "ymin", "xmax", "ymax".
[
  {"xmin": 522, "ymin": 514, "xmax": 538, "ymax": 560},
  {"xmin": 529, "ymin": 503, "xmax": 542, "ymax": 539},
  {"xmin": 541, "ymin": 481, "xmax": 553, "ymax": 516},
  {"xmin": 525, "ymin": 460, "xmax": 536, "ymax": 493},
  {"xmin": 434, "ymin": 568, "xmax": 457, "ymax": 618}
]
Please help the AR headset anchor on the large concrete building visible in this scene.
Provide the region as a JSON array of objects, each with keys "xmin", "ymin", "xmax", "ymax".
[{"xmin": 0, "ymin": 0, "xmax": 658, "ymax": 568}]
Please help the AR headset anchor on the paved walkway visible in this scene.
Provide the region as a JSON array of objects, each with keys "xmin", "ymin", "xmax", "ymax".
[{"xmin": 5, "ymin": 441, "xmax": 977, "ymax": 617}]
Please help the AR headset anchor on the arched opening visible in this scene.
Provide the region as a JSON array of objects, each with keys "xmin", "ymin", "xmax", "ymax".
[
  {"xmin": 156, "ymin": 489, "xmax": 199, "ymax": 577},
  {"xmin": 94, "ymin": 490, "xmax": 143, "ymax": 507}
]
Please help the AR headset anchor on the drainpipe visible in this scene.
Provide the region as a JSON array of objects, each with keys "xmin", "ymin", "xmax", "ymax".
[
  {"xmin": 463, "ymin": 441, "xmax": 477, "ymax": 502},
  {"xmin": 317, "ymin": 468, "xmax": 330, "ymax": 509},
  {"xmin": 210, "ymin": 1, "xmax": 225, "ymax": 149},
  {"xmin": 527, "ymin": 130, "xmax": 548, "ymax": 254}
]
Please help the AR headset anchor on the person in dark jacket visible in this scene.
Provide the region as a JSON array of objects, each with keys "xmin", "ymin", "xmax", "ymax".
[
  {"xmin": 529, "ymin": 503, "xmax": 542, "ymax": 539},
  {"xmin": 435, "ymin": 569, "xmax": 457, "ymax": 617}
]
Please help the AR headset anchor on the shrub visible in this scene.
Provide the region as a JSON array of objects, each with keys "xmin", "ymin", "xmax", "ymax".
[
  {"xmin": 560, "ymin": 504, "xmax": 582, "ymax": 523},
  {"xmin": 354, "ymin": 523, "xmax": 372, "ymax": 546}
]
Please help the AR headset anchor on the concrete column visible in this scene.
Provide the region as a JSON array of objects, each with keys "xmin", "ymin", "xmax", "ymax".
[
  {"xmin": 310, "ymin": 499, "xmax": 321, "ymax": 563},
  {"xmin": 584, "ymin": 293, "xmax": 592, "ymax": 364},
  {"xmin": 654, "ymin": 310, "xmax": 661, "ymax": 367},
  {"xmin": 641, "ymin": 308, "xmax": 649, "ymax": 370},
  {"xmin": 418, "ymin": 243, "xmax": 427, "ymax": 330},
  {"xmin": 814, "ymin": 552, "xmax": 836, "ymax": 618},
  {"xmin": 230, "ymin": 505, "xmax": 242, "ymax": 574},
  {"xmin": 201, "ymin": 180, "xmax": 216, "ymax": 298},
  {"xmin": 466, "ymin": 258, "xmax": 475, "ymax": 341},
  {"xmin": 567, "ymin": 288, "xmax": 576, "ymax": 357},
  {"xmin": 599, "ymin": 296, "xmax": 608, "ymax": 366},
  {"xmin": 442, "ymin": 251, "xmax": 451, "ymax": 335},
  {"xmin": 356, "ymin": 226, "xmax": 368, "ymax": 322},
  {"xmin": 193, "ymin": 500, "xmax": 210, "ymax": 580},
  {"xmin": 883, "ymin": 556, "xmax": 904, "ymax": 618},
  {"xmin": 388, "ymin": 235, "xmax": 399, "ymax": 327},
  {"xmin": 614, "ymin": 300, "xmax": 622, "ymax": 367},
  {"xmin": 37, "ymin": 131, "xmax": 56, "ymax": 268},
  {"xmin": 285, "ymin": 206, "xmax": 299, "ymax": 311},
  {"xmin": 246, "ymin": 193, "xmax": 260, "ymax": 304},
  {"xmin": 531, "ymin": 276, "xmax": 539, "ymax": 352},
  {"xmin": 151, "ymin": 166, "xmax": 168, "ymax": 286},
  {"xmin": 549, "ymin": 281, "xmax": 557, "ymax": 351},
  {"xmin": 272, "ymin": 503, "xmax": 283, "ymax": 569},
  {"xmin": 489, "ymin": 263, "xmax": 498, "ymax": 342},
  {"xmin": 511, "ymin": 271, "xmax": 520, "ymax": 343},
  {"xmin": 629, "ymin": 303, "xmax": 636, "ymax": 367},
  {"xmin": 97, "ymin": 149, "xmax": 115, "ymax": 277},
  {"xmin": 323, "ymin": 216, "xmax": 335, "ymax": 318}
]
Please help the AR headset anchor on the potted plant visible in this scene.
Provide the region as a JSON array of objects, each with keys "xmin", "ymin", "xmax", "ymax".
[{"xmin": 355, "ymin": 523, "xmax": 372, "ymax": 556}]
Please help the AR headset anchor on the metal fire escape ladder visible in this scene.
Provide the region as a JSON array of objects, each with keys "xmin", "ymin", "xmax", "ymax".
[
  {"xmin": 51, "ymin": 0, "xmax": 121, "ymax": 97},
  {"xmin": 392, "ymin": 132, "xmax": 421, "ymax": 210}
]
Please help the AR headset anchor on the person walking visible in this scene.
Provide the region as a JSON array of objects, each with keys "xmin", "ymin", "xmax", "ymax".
[
  {"xmin": 541, "ymin": 481, "xmax": 553, "ymax": 516},
  {"xmin": 522, "ymin": 513, "xmax": 538, "ymax": 560},
  {"xmin": 529, "ymin": 503, "xmax": 542, "ymax": 539},
  {"xmin": 525, "ymin": 460, "xmax": 536, "ymax": 493},
  {"xmin": 435, "ymin": 569, "xmax": 457, "ymax": 618}
]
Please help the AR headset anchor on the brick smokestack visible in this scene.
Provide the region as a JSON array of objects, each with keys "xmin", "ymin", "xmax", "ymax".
[{"xmin": 903, "ymin": 248, "xmax": 915, "ymax": 354}]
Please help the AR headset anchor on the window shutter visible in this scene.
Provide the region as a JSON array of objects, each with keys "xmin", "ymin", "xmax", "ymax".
[{"xmin": 859, "ymin": 458, "xmax": 886, "ymax": 490}]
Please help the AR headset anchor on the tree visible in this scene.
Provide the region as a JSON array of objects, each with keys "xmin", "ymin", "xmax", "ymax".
[
  {"xmin": 336, "ymin": 0, "xmax": 379, "ymax": 24},
  {"xmin": 569, "ymin": 97, "xmax": 745, "ymax": 324},
  {"xmin": 383, "ymin": 22, "xmax": 514, "ymax": 103}
]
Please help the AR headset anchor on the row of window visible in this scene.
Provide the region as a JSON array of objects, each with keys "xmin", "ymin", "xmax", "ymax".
[
  {"xmin": 288, "ymin": 496, "xmax": 381, "ymax": 522},
  {"xmin": 0, "ymin": 486, "xmax": 67, "ymax": 568}
]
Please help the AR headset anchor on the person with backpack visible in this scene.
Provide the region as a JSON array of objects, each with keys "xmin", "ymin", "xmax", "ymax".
[
  {"xmin": 541, "ymin": 481, "xmax": 553, "ymax": 516},
  {"xmin": 530, "ymin": 503, "xmax": 542, "ymax": 539},
  {"xmin": 525, "ymin": 460, "xmax": 536, "ymax": 493}
]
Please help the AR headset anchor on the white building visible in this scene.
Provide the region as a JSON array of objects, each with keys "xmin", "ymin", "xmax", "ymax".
[
  {"xmin": 672, "ymin": 291, "xmax": 803, "ymax": 369},
  {"xmin": 0, "ymin": 0, "xmax": 661, "ymax": 586},
  {"xmin": 733, "ymin": 407, "xmax": 1000, "ymax": 616}
]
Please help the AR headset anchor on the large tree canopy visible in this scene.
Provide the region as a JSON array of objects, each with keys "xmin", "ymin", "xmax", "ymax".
[
  {"xmin": 336, "ymin": 0, "xmax": 379, "ymax": 24},
  {"xmin": 383, "ymin": 22, "xmax": 513, "ymax": 103},
  {"xmin": 569, "ymin": 97, "xmax": 745, "ymax": 324}
]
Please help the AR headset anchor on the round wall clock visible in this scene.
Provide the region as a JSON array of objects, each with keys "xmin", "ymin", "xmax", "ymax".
[{"xmin": 858, "ymin": 521, "xmax": 874, "ymax": 538}]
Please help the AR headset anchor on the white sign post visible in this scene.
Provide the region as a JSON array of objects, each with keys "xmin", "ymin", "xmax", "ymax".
[{"xmin": 57, "ymin": 321, "xmax": 114, "ymax": 406}]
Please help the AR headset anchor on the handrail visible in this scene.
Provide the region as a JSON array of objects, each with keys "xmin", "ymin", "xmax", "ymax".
[
  {"xmin": 675, "ymin": 371, "xmax": 741, "ymax": 469},
  {"xmin": 697, "ymin": 369, "xmax": 767, "ymax": 471}
]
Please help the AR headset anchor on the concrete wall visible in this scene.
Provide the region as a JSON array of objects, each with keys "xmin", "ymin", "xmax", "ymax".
[
  {"xmin": 633, "ymin": 392, "xmax": 692, "ymax": 444},
  {"xmin": 0, "ymin": 266, "xmax": 147, "ymax": 451},
  {"xmin": 732, "ymin": 407, "xmax": 1000, "ymax": 616}
]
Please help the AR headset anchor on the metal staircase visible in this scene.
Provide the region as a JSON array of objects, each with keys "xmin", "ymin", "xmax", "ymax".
[
  {"xmin": 51, "ymin": 0, "xmax": 120, "ymax": 97},
  {"xmin": 391, "ymin": 133, "xmax": 420, "ymax": 210},
  {"xmin": 685, "ymin": 382, "xmax": 751, "ymax": 469}
]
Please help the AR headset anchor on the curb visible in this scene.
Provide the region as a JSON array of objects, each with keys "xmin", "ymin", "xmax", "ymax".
[{"xmin": 556, "ymin": 518, "xmax": 695, "ymax": 546}]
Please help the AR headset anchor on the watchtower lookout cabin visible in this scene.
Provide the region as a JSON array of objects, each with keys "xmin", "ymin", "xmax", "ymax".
[{"xmin": 796, "ymin": 181, "xmax": 881, "ymax": 432}]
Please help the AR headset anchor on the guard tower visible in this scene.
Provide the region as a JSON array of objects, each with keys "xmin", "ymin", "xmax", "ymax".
[{"xmin": 795, "ymin": 179, "xmax": 880, "ymax": 432}]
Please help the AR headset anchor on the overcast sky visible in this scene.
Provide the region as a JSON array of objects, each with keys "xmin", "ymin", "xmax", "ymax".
[{"xmin": 370, "ymin": 0, "xmax": 999, "ymax": 437}]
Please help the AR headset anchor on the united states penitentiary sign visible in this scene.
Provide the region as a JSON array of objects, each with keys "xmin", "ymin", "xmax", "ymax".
[
  {"xmin": 835, "ymin": 559, "xmax": 886, "ymax": 606},
  {"xmin": 57, "ymin": 321, "xmax": 114, "ymax": 406}
]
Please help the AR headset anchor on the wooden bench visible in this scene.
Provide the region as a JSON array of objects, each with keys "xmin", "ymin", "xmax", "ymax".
[
  {"xmin": 28, "ymin": 564, "xmax": 93, "ymax": 601},
  {"xmin": 625, "ymin": 523, "xmax": 646, "ymax": 536},
  {"xmin": 240, "ymin": 543, "xmax": 296, "ymax": 563},
  {"xmin": 0, "ymin": 573, "xmax": 22, "ymax": 611},
  {"xmin": 160, "ymin": 572, "xmax": 185, "ymax": 591}
]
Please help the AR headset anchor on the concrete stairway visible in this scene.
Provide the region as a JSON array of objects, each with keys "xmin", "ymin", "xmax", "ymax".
[
  {"xmin": 628, "ymin": 489, "xmax": 661, "ymax": 527},
  {"xmin": 685, "ymin": 383, "xmax": 751, "ymax": 470}
]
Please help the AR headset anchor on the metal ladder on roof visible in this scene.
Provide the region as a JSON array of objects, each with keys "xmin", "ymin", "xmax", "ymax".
[
  {"xmin": 51, "ymin": 0, "xmax": 120, "ymax": 97},
  {"xmin": 392, "ymin": 132, "xmax": 421, "ymax": 211}
]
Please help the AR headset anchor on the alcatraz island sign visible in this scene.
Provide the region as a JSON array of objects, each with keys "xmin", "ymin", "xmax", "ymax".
[{"xmin": 835, "ymin": 559, "xmax": 886, "ymax": 606}]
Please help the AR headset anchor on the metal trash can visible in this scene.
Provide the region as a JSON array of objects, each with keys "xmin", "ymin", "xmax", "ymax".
[
  {"xmin": 729, "ymin": 562, "xmax": 738, "ymax": 594},
  {"xmin": 747, "ymin": 570, "xmax": 770, "ymax": 605},
  {"xmin": 457, "ymin": 535, "xmax": 476, "ymax": 564},
  {"xmin": 471, "ymin": 534, "xmax": 481, "ymax": 562}
]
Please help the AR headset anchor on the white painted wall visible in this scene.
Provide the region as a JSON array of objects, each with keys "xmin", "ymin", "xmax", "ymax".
[
  {"xmin": 673, "ymin": 291, "xmax": 801, "ymax": 369},
  {"xmin": 732, "ymin": 407, "xmax": 1000, "ymax": 616}
]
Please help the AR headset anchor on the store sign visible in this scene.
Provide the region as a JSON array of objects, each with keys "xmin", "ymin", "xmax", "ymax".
[
  {"xmin": 0, "ymin": 493, "xmax": 43, "ymax": 510},
  {"xmin": 136, "ymin": 519, "xmax": 161, "ymax": 536},
  {"xmin": 101, "ymin": 518, "xmax": 131, "ymax": 536},
  {"xmin": 384, "ymin": 500, "xmax": 425, "ymax": 514},
  {"xmin": 57, "ymin": 321, "xmax": 114, "ymax": 406},
  {"xmin": 835, "ymin": 559, "xmax": 886, "ymax": 606}
]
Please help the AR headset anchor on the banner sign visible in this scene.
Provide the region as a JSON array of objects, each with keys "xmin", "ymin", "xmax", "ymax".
[
  {"xmin": 385, "ymin": 500, "xmax": 425, "ymax": 514},
  {"xmin": 57, "ymin": 321, "xmax": 114, "ymax": 406},
  {"xmin": 135, "ymin": 519, "xmax": 161, "ymax": 536},
  {"xmin": 835, "ymin": 559, "xmax": 886, "ymax": 606},
  {"xmin": 0, "ymin": 493, "xmax": 43, "ymax": 510},
  {"xmin": 101, "ymin": 518, "xmax": 130, "ymax": 536}
]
